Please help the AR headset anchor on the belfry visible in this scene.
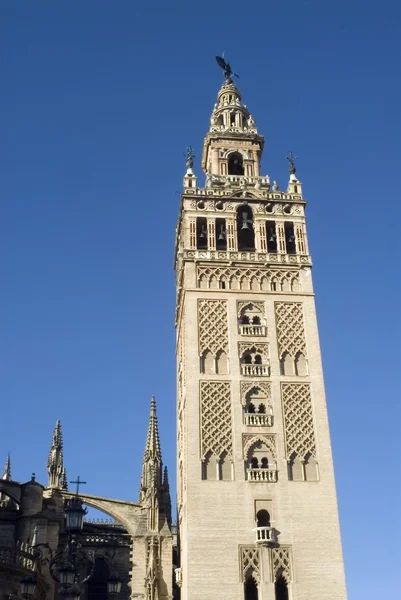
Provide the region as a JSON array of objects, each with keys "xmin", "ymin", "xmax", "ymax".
[{"xmin": 174, "ymin": 62, "xmax": 347, "ymax": 599}]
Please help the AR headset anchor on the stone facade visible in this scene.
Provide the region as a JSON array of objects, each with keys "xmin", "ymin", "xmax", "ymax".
[
  {"xmin": 0, "ymin": 401, "xmax": 174, "ymax": 600},
  {"xmin": 174, "ymin": 75, "xmax": 347, "ymax": 599}
]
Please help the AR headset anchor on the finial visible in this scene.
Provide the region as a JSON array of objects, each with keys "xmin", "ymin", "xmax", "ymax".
[
  {"xmin": 286, "ymin": 151, "xmax": 297, "ymax": 175},
  {"xmin": 31, "ymin": 473, "xmax": 36, "ymax": 482},
  {"xmin": 47, "ymin": 420, "xmax": 64, "ymax": 488},
  {"xmin": 215, "ymin": 55, "xmax": 239, "ymax": 82},
  {"xmin": 2, "ymin": 453, "xmax": 11, "ymax": 481},
  {"xmin": 185, "ymin": 146, "xmax": 195, "ymax": 170}
]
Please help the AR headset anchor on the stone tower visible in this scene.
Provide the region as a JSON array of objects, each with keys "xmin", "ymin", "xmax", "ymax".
[{"xmin": 174, "ymin": 71, "xmax": 347, "ymax": 599}]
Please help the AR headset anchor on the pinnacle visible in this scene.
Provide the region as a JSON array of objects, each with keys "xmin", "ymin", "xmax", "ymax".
[
  {"xmin": 47, "ymin": 419, "xmax": 64, "ymax": 488},
  {"xmin": 2, "ymin": 453, "xmax": 11, "ymax": 481},
  {"xmin": 144, "ymin": 396, "xmax": 162, "ymax": 462}
]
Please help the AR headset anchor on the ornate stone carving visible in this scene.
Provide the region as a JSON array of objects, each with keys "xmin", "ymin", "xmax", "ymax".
[
  {"xmin": 240, "ymin": 547, "xmax": 260, "ymax": 582},
  {"xmin": 271, "ymin": 547, "xmax": 293, "ymax": 582},
  {"xmin": 275, "ymin": 302, "xmax": 307, "ymax": 359},
  {"xmin": 281, "ymin": 383, "xmax": 316, "ymax": 460},
  {"xmin": 243, "ymin": 434, "xmax": 277, "ymax": 459},
  {"xmin": 238, "ymin": 342, "xmax": 269, "ymax": 360},
  {"xmin": 198, "ymin": 300, "xmax": 228, "ymax": 357},
  {"xmin": 200, "ymin": 381, "xmax": 232, "ymax": 460},
  {"xmin": 237, "ymin": 301, "xmax": 265, "ymax": 318},
  {"xmin": 197, "ymin": 266, "xmax": 301, "ymax": 292}
]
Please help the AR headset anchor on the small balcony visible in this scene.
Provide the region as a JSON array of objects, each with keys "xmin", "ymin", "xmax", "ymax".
[
  {"xmin": 254, "ymin": 526, "xmax": 275, "ymax": 544},
  {"xmin": 241, "ymin": 364, "xmax": 270, "ymax": 377},
  {"xmin": 246, "ymin": 468, "xmax": 277, "ymax": 482},
  {"xmin": 244, "ymin": 413, "xmax": 273, "ymax": 427},
  {"xmin": 238, "ymin": 325, "xmax": 267, "ymax": 337}
]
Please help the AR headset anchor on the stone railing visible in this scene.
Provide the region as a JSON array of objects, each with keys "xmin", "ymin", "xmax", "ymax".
[
  {"xmin": 0, "ymin": 543, "xmax": 36, "ymax": 571},
  {"xmin": 241, "ymin": 364, "xmax": 269, "ymax": 377},
  {"xmin": 185, "ymin": 249, "xmax": 311, "ymax": 266},
  {"xmin": 84, "ymin": 518, "xmax": 120, "ymax": 526},
  {"xmin": 238, "ymin": 325, "xmax": 266, "ymax": 336},
  {"xmin": 254, "ymin": 526, "xmax": 274, "ymax": 544},
  {"xmin": 244, "ymin": 413, "xmax": 273, "ymax": 427},
  {"xmin": 246, "ymin": 468, "xmax": 277, "ymax": 483}
]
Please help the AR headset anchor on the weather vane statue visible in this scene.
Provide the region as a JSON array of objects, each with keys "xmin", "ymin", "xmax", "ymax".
[
  {"xmin": 286, "ymin": 151, "xmax": 297, "ymax": 175},
  {"xmin": 216, "ymin": 55, "xmax": 239, "ymax": 82},
  {"xmin": 185, "ymin": 146, "xmax": 195, "ymax": 170}
]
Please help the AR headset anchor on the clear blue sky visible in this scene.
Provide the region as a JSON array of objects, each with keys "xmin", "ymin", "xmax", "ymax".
[{"xmin": 1, "ymin": 1, "xmax": 400, "ymax": 597}]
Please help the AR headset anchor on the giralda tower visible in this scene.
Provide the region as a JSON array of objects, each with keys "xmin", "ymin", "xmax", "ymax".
[{"xmin": 174, "ymin": 63, "xmax": 347, "ymax": 600}]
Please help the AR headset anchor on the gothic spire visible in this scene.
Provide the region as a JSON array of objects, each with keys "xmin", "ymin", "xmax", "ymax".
[
  {"xmin": 144, "ymin": 396, "xmax": 162, "ymax": 465},
  {"xmin": 47, "ymin": 420, "xmax": 64, "ymax": 488},
  {"xmin": 139, "ymin": 396, "xmax": 163, "ymax": 518},
  {"xmin": 2, "ymin": 454, "xmax": 11, "ymax": 481}
]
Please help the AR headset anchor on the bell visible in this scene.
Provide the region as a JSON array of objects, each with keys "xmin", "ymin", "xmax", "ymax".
[
  {"xmin": 240, "ymin": 212, "xmax": 252, "ymax": 230},
  {"xmin": 199, "ymin": 227, "xmax": 207, "ymax": 239},
  {"xmin": 218, "ymin": 225, "xmax": 226, "ymax": 241},
  {"xmin": 268, "ymin": 231, "xmax": 276, "ymax": 243}
]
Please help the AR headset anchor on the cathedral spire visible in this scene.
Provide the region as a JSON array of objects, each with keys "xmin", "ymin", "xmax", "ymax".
[
  {"xmin": 140, "ymin": 397, "xmax": 165, "ymax": 532},
  {"xmin": 2, "ymin": 454, "xmax": 11, "ymax": 481},
  {"xmin": 47, "ymin": 420, "xmax": 64, "ymax": 488}
]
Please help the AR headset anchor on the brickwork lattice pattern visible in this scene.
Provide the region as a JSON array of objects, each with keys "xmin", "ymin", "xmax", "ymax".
[
  {"xmin": 282, "ymin": 383, "xmax": 316, "ymax": 460},
  {"xmin": 200, "ymin": 381, "xmax": 232, "ymax": 460},
  {"xmin": 275, "ymin": 302, "xmax": 307, "ymax": 359},
  {"xmin": 198, "ymin": 300, "xmax": 228, "ymax": 356}
]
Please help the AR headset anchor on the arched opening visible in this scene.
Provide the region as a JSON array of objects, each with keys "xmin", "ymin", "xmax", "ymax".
[
  {"xmin": 260, "ymin": 457, "xmax": 269, "ymax": 469},
  {"xmin": 266, "ymin": 221, "xmax": 277, "ymax": 253},
  {"xmin": 243, "ymin": 353, "xmax": 252, "ymax": 364},
  {"xmin": 251, "ymin": 457, "xmax": 259, "ymax": 469},
  {"xmin": 295, "ymin": 352, "xmax": 308, "ymax": 376},
  {"xmin": 87, "ymin": 558, "xmax": 110, "ymax": 600},
  {"xmin": 196, "ymin": 217, "xmax": 207, "ymax": 249},
  {"xmin": 284, "ymin": 222, "xmax": 296, "ymax": 254},
  {"xmin": 216, "ymin": 218, "xmax": 227, "ymax": 250},
  {"xmin": 216, "ymin": 350, "xmax": 228, "ymax": 375},
  {"xmin": 237, "ymin": 206, "xmax": 255, "ymax": 250},
  {"xmin": 248, "ymin": 402, "xmax": 256, "ymax": 413},
  {"xmin": 256, "ymin": 509, "xmax": 270, "ymax": 528},
  {"xmin": 201, "ymin": 350, "xmax": 214, "ymax": 374},
  {"xmin": 202, "ymin": 451, "xmax": 215, "ymax": 481},
  {"xmin": 254, "ymin": 354, "xmax": 262, "ymax": 365},
  {"xmin": 244, "ymin": 576, "xmax": 258, "ymax": 600},
  {"xmin": 228, "ymin": 151, "xmax": 244, "ymax": 175},
  {"xmin": 219, "ymin": 451, "xmax": 231, "ymax": 481},
  {"xmin": 280, "ymin": 352, "xmax": 294, "ymax": 376},
  {"xmin": 275, "ymin": 574, "xmax": 289, "ymax": 600}
]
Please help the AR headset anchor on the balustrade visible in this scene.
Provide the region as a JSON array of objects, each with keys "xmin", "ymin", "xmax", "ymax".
[
  {"xmin": 244, "ymin": 413, "xmax": 273, "ymax": 426},
  {"xmin": 254, "ymin": 526, "xmax": 274, "ymax": 544},
  {"xmin": 238, "ymin": 325, "xmax": 266, "ymax": 336},
  {"xmin": 241, "ymin": 364, "xmax": 269, "ymax": 377},
  {"xmin": 246, "ymin": 468, "xmax": 277, "ymax": 482}
]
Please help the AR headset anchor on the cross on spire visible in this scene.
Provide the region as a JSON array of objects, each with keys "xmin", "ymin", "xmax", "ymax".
[{"xmin": 70, "ymin": 475, "xmax": 87, "ymax": 495}]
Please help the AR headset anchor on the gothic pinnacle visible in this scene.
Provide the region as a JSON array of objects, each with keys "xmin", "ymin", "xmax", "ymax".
[
  {"xmin": 2, "ymin": 453, "xmax": 11, "ymax": 481},
  {"xmin": 144, "ymin": 396, "xmax": 162, "ymax": 462},
  {"xmin": 60, "ymin": 467, "xmax": 68, "ymax": 490},
  {"xmin": 47, "ymin": 420, "xmax": 64, "ymax": 488}
]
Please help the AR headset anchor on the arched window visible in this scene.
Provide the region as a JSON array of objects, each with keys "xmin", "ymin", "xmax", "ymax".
[
  {"xmin": 248, "ymin": 402, "xmax": 256, "ymax": 414},
  {"xmin": 244, "ymin": 576, "xmax": 258, "ymax": 600},
  {"xmin": 228, "ymin": 151, "xmax": 244, "ymax": 175},
  {"xmin": 252, "ymin": 315, "xmax": 261, "ymax": 325},
  {"xmin": 87, "ymin": 558, "xmax": 110, "ymax": 600},
  {"xmin": 196, "ymin": 217, "xmax": 207, "ymax": 249},
  {"xmin": 256, "ymin": 509, "xmax": 270, "ymax": 528},
  {"xmin": 243, "ymin": 353, "xmax": 252, "ymax": 364},
  {"xmin": 251, "ymin": 457, "xmax": 259, "ymax": 469},
  {"xmin": 284, "ymin": 222, "xmax": 296, "ymax": 254},
  {"xmin": 260, "ymin": 457, "xmax": 269, "ymax": 469},
  {"xmin": 266, "ymin": 221, "xmax": 277, "ymax": 253},
  {"xmin": 237, "ymin": 206, "xmax": 255, "ymax": 250},
  {"xmin": 254, "ymin": 354, "xmax": 262, "ymax": 365},
  {"xmin": 275, "ymin": 575, "xmax": 289, "ymax": 600}
]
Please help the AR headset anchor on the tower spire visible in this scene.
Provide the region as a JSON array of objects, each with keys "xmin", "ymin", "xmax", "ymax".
[
  {"xmin": 2, "ymin": 453, "xmax": 11, "ymax": 481},
  {"xmin": 47, "ymin": 420, "xmax": 64, "ymax": 488},
  {"xmin": 140, "ymin": 396, "xmax": 164, "ymax": 532}
]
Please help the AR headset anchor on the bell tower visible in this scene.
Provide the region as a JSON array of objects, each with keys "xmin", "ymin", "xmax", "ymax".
[{"xmin": 175, "ymin": 64, "xmax": 347, "ymax": 600}]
